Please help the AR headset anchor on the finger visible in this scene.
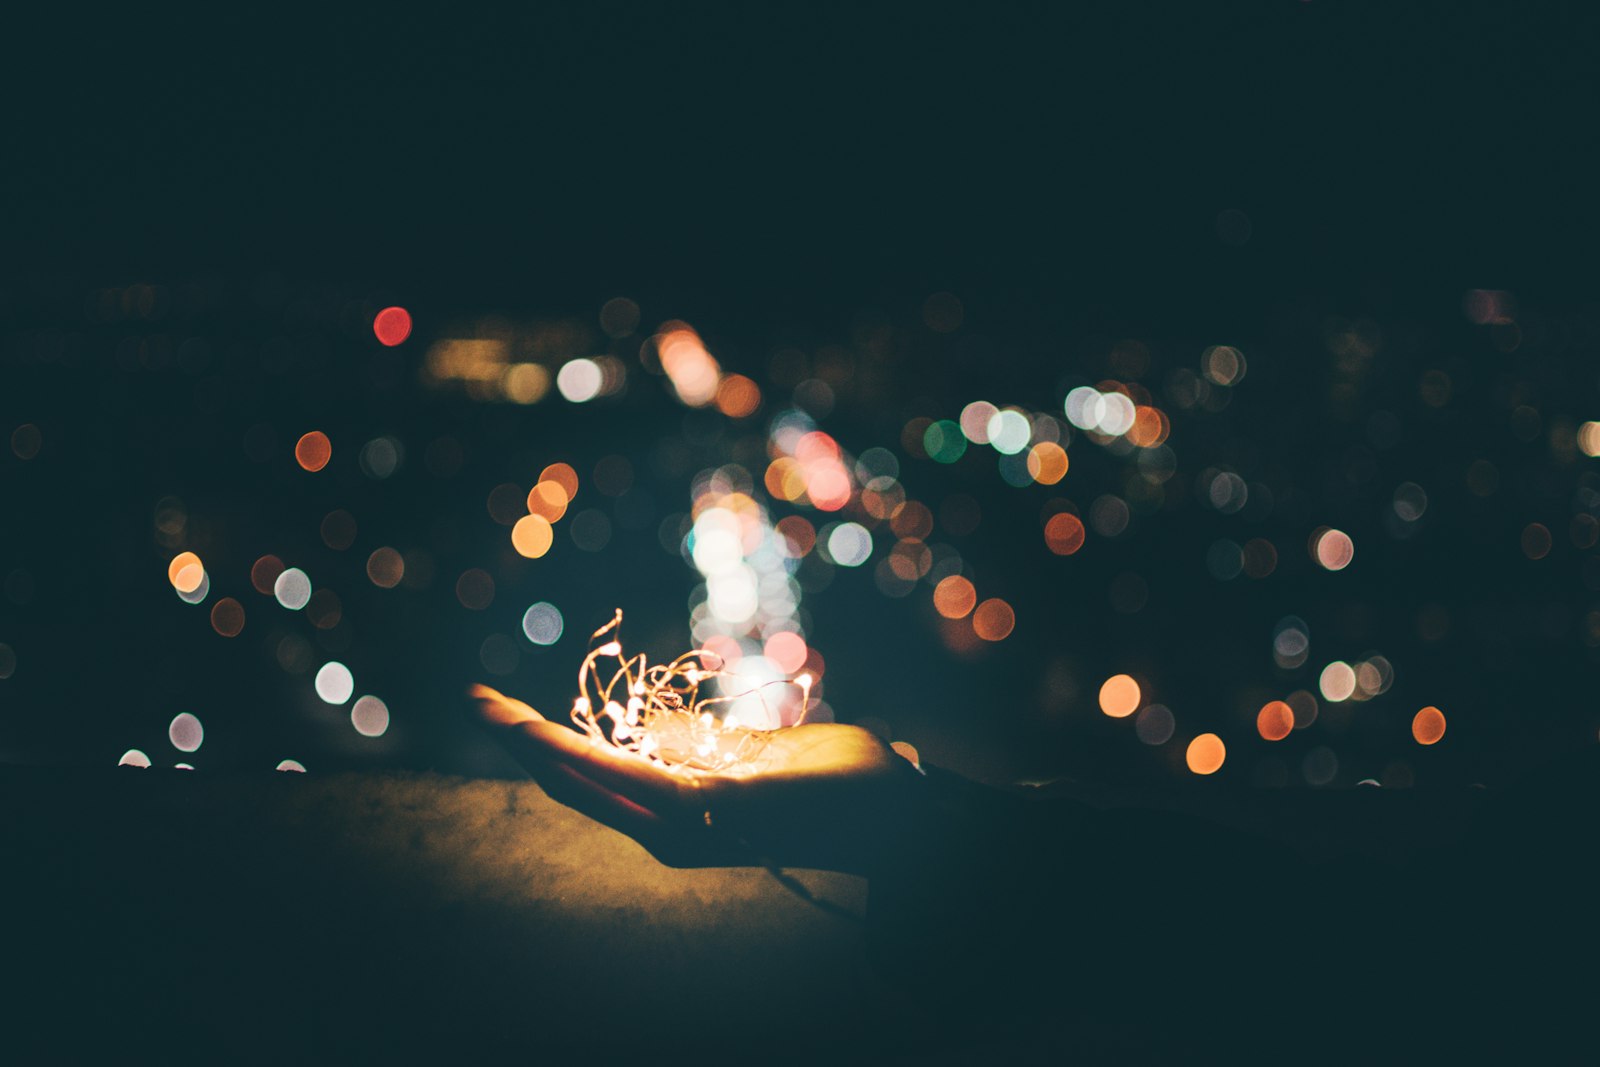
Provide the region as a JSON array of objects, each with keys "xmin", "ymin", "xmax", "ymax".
[{"xmin": 467, "ymin": 684, "xmax": 545, "ymax": 727}]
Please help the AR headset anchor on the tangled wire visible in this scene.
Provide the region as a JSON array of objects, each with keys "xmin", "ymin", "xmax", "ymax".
[{"xmin": 569, "ymin": 610, "xmax": 813, "ymax": 775}]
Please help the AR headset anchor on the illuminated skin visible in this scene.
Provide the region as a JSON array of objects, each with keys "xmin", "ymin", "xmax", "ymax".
[{"xmin": 470, "ymin": 683, "xmax": 918, "ymax": 874}]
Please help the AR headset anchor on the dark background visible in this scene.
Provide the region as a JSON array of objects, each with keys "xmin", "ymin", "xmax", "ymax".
[{"xmin": 3, "ymin": 2, "xmax": 1598, "ymax": 789}]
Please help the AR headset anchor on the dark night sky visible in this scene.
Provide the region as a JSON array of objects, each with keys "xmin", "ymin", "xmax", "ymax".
[{"xmin": 6, "ymin": 2, "xmax": 1597, "ymax": 298}]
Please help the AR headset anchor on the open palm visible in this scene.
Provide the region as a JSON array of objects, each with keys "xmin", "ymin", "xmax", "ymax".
[{"xmin": 471, "ymin": 683, "xmax": 917, "ymax": 872}]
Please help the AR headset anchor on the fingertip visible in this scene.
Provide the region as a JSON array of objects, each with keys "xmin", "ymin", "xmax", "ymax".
[{"xmin": 468, "ymin": 683, "xmax": 544, "ymax": 726}]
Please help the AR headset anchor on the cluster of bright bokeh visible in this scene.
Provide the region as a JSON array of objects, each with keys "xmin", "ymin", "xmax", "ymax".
[
  {"xmin": 568, "ymin": 610, "xmax": 810, "ymax": 774},
  {"xmin": 684, "ymin": 471, "xmax": 813, "ymax": 729},
  {"xmin": 421, "ymin": 304, "xmax": 629, "ymax": 406},
  {"xmin": 80, "ymin": 281, "xmax": 1596, "ymax": 788},
  {"xmin": 510, "ymin": 463, "xmax": 580, "ymax": 560},
  {"xmin": 418, "ymin": 310, "xmax": 764, "ymax": 418},
  {"xmin": 145, "ymin": 538, "xmax": 391, "ymax": 772},
  {"xmin": 1092, "ymin": 667, "xmax": 1448, "ymax": 782},
  {"xmin": 140, "ymin": 300, "xmax": 1448, "ymax": 781},
  {"xmin": 761, "ymin": 409, "xmax": 1019, "ymax": 654}
]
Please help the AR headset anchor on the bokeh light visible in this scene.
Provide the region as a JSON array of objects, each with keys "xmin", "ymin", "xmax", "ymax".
[
  {"xmin": 167, "ymin": 551, "xmax": 202, "ymax": 589},
  {"xmin": 527, "ymin": 481, "xmax": 570, "ymax": 522},
  {"xmin": 986, "ymin": 409, "xmax": 1031, "ymax": 454},
  {"xmin": 1185, "ymin": 733, "xmax": 1226, "ymax": 775},
  {"xmin": 1413, "ymin": 706, "xmax": 1447, "ymax": 745},
  {"xmin": 1319, "ymin": 661, "xmax": 1356, "ymax": 702},
  {"xmin": 351, "ymin": 695, "xmax": 390, "ymax": 738},
  {"xmin": 11, "ymin": 423, "xmax": 41, "ymax": 459},
  {"xmin": 571, "ymin": 510, "xmax": 611, "ymax": 552},
  {"xmin": 295, "ymin": 431, "xmax": 332, "ymax": 473},
  {"xmin": 1287, "ymin": 690, "xmax": 1319, "ymax": 730},
  {"xmin": 972, "ymin": 598, "xmax": 1015, "ymax": 641},
  {"xmin": 933, "ymin": 575, "xmax": 977, "ymax": 619},
  {"xmin": 1201, "ymin": 345, "xmax": 1246, "ymax": 386},
  {"xmin": 1257, "ymin": 701, "xmax": 1294, "ymax": 741},
  {"xmin": 1521, "ymin": 523, "xmax": 1552, "ymax": 560},
  {"xmin": 890, "ymin": 501, "xmax": 934, "ymax": 541},
  {"xmin": 1242, "ymin": 539, "xmax": 1277, "ymax": 578},
  {"xmin": 1099, "ymin": 674, "xmax": 1140, "ymax": 718},
  {"xmin": 826, "ymin": 523, "xmax": 873, "ymax": 567},
  {"xmin": 522, "ymin": 602, "xmax": 564, "ymax": 645},
  {"xmin": 1272, "ymin": 617, "xmax": 1310, "ymax": 670},
  {"xmin": 557, "ymin": 358, "xmax": 604, "ymax": 402},
  {"xmin": 1026, "ymin": 442, "xmax": 1069, "ymax": 485},
  {"xmin": 503, "ymin": 363, "xmax": 551, "ymax": 404},
  {"xmin": 1135, "ymin": 705, "xmax": 1175, "ymax": 745},
  {"xmin": 657, "ymin": 324, "xmax": 723, "ymax": 407},
  {"xmin": 776, "ymin": 515, "xmax": 816, "ymax": 556},
  {"xmin": 511, "ymin": 515, "xmax": 555, "ymax": 558},
  {"xmin": 539, "ymin": 462, "xmax": 580, "ymax": 500},
  {"xmin": 763, "ymin": 631, "xmax": 809, "ymax": 674},
  {"xmin": 367, "ymin": 548, "xmax": 405, "ymax": 588},
  {"xmin": 1312, "ymin": 528, "xmax": 1355, "ymax": 571},
  {"xmin": 174, "ymin": 567, "xmax": 209, "ymax": 603},
  {"xmin": 923, "ymin": 420, "xmax": 967, "ymax": 463},
  {"xmin": 960, "ymin": 401, "xmax": 998, "ymax": 444},
  {"xmin": 250, "ymin": 555, "xmax": 285, "ymax": 595},
  {"xmin": 210, "ymin": 598, "xmax": 245, "ymax": 637},
  {"xmin": 1043, "ymin": 512, "xmax": 1086, "ymax": 555},
  {"xmin": 359, "ymin": 438, "xmax": 402, "ymax": 480},
  {"xmin": 314, "ymin": 661, "xmax": 355, "ymax": 705},
  {"xmin": 274, "ymin": 568, "xmax": 312, "ymax": 610},
  {"xmin": 373, "ymin": 306, "xmax": 413, "ymax": 347},
  {"xmin": 715, "ymin": 374, "xmax": 762, "ymax": 418},
  {"xmin": 1579, "ymin": 421, "xmax": 1600, "ymax": 457},
  {"xmin": 168, "ymin": 712, "xmax": 204, "ymax": 753},
  {"xmin": 1089, "ymin": 496, "xmax": 1129, "ymax": 537}
]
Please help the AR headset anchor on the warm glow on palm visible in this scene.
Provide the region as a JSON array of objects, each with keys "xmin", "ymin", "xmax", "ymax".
[{"xmin": 471, "ymin": 683, "xmax": 915, "ymax": 872}]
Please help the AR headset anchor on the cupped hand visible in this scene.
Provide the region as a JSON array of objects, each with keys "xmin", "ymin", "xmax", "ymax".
[{"xmin": 470, "ymin": 684, "xmax": 921, "ymax": 873}]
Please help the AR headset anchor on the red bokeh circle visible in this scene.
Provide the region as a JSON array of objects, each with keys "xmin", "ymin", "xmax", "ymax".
[{"xmin": 373, "ymin": 306, "xmax": 412, "ymax": 347}]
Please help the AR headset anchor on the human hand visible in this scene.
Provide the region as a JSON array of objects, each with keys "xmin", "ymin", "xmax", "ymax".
[{"xmin": 470, "ymin": 683, "xmax": 921, "ymax": 873}]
